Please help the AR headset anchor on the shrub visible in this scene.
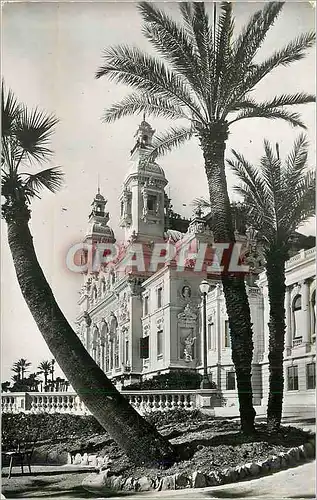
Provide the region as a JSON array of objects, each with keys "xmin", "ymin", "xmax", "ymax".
[
  {"xmin": 143, "ymin": 408, "xmax": 207, "ymax": 427},
  {"xmin": 1, "ymin": 413, "xmax": 105, "ymax": 450},
  {"xmin": 122, "ymin": 369, "xmax": 216, "ymax": 391}
]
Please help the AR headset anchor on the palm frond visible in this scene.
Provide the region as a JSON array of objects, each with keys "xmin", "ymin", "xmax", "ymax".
[
  {"xmin": 243, "ymin": 31, "xmax": 316, "ymax": 91},
  {"xmin": 228, "ymin": 107, "xmax": 307, "ymax": 128},
  {"xmin": 23, "ymin": 167, "xmax": 64, "ymax": 200},
  {"xmin": 96, "ymin": 45, "xmax": 204, "ymax": 122},
  {"xmin": 146, "ymin": 125, "xmax": 194, "ymax": 159},
  {"xmin": 282, "ymin": 133, "xmax": 309, "ymax": 186},
  {"xmin": 192, "ymin": 196, "xmax": 211, "ymax": 209},
  {"xmin": 1, "ymin": 82, "xmax": 21, "ymax": 138},
  {"xmin": 280, "ymin": 169, "xmax": 316, "ymax": 233},
  {"xmin": 103, "ymin": 92, "xmax": 189, "ymax": 123},
  {"xmin": 214, "ymin": 2, "xmax": 235, "ymax": 115},
  {"xmin": 138, "ymin": 2, "xmax": 206, "ymax": 102},
  {"xmin": 15, "ymin": 106, "xmax": 59, "ymax": 163},
  {"xmin": 228, "ymin": 149, "xmax": 274, "ymax": 227},
  {"xmin": 229, "ymin": 92, "xmax": 315, "ymax": 113}
]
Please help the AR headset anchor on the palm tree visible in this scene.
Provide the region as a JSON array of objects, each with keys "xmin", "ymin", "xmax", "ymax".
[
  {"xmin": 11, "ymin": 358, "xmax": 31, "ymax": 381},
  {"xmin": 37, "ymin": 360, "xmax": 52, "ymax": 391},
  {"xmin": 228, "ymin": 135, "xmax": 315, "ymax": 431},
  {"xmin": 1, "ymin": 83, "xmax": 176, "ymax": 466},
  {"xmin": 2, "ymin": 381, "xmax": 11, "ymax": 392},
  {"xmin": 25, "ymin": 372, "xmax": 41, "ymax": 392},
  {"xmin": 96, "ymin": 1, "xmax": 315, "ymax": 432}
]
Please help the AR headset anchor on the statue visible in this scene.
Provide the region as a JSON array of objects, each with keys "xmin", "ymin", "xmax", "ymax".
[
  {"xmin": 181, "ymin": 285, "xmax": 192, "ymax": 300},
  {"xmin": 182, "ymin": 335, "xmax": 196, "ymax": 362},
  {"xmin": 83, "ymin": 311, "xmax": 92, "ymax": 327}
]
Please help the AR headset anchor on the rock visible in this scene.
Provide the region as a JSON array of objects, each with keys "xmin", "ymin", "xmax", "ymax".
[
  {"xmin": 244, "ymin": 462, "xmax": 260, "ymax": 477},
  {"xmin": 161, "ymin": 475, "xmax": 176, "ymax": 490},
  {"xmin": 122, "ymin": 477, "xmax": 134, "ymax": 491},
  {"xmin": 81, "ymin": 453, "xmax": 89, "ymax": 466},
  {"xmin": 206, "ymin": 471, "xmax": 222, "ymax": 486},
  {"xmin": 88, "ymin": 455, "xmax": 98, "ymax": 467},
  {"xmin": 235, "ymin": 465, "xmax": 247, "ymax": 479},
  {"xmin": 112, "ymin": 476, "xmax": 123, "ymax": 490},
  {"xmin": 135, "ymin": 476, "xmax": 152, "ymax": 492},
  {"xmin": 221, "ymin": 468, "xmax": 237, "ymax": 483},
  {"xmin": 298, "ymin": 444, "xmax": 308, "ymax": 459},
  {"xmin": 288, "ymin": 447, "xmax": 300, "ymax": 461},
  {"xmin": 175, "ymin": 472, "xmax": 191, "ymax": 489},
  {"xmin": 192, "ymin": 471, "xmax": 207, "ymax": 488},
  {"xmin": 73, "ymin": 453, "xmax": 82, "ymax": 465},
  {"xmin": 269, "ymin": 455, "xmax": 281, "ymax": 470},
  {"xmin": 304, "ymin": 442, "xmax": 315, "ymax": 459},
  {"xmin": 156, "ymin": 478, "xmax": 163, "ymax": 491},
  {"xmin": 82, "ymin": 472, "xmax": 114, "ymax": 494},
  {"xmin": 278, "ymin": 452, "xmax": 289, "ymax": 467}
]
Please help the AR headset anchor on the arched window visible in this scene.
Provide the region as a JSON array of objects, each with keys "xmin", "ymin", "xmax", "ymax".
[{"xmin": 292, "ymin": 295, "xmax": 302, "ymax": 339}]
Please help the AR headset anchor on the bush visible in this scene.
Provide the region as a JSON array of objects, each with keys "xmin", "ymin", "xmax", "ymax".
[
  {"xmin": 1, "ymin": 413, "xmax": 104, "ymax": 450},
  {"xmin": 122, "ymin": 369, "xmax": 216, "ymax": 391},
  {"xmin": 143, "ymin": 408, "xmax": 207, "ymax": 427}
]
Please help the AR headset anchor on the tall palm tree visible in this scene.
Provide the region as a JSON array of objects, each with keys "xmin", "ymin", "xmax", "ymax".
[
  {"xmin": 1, "ymin": 84, "xmax": 176, "ymax": 466},
  {"xmin": 37, "ymin": 360, "xmax": 52, "ymax": 390},
  {"xmin": 11, "ymin": 358, "xmax": 31, "ymax": 381},
  {"xmin": 228, "ymin": 135, "xmax": 315, "ymax": 431},
  {"xmin": 96, "ymin": 1, "xmax": 315, "ymax": 432}
]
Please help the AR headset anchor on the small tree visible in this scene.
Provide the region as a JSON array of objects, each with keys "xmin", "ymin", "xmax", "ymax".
[
  {"xmin": 229, "ymin": 135, "xmax": 315, "ymax": 431},
  {"xmin": 11, "ymin": 359, "xmax": 31, "ymax": 381},
  {"xmin": 37, "ymin": 360, "xmax": 52, "ymax": 391}
]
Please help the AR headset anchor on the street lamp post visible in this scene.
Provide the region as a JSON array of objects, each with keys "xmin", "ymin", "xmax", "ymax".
[{"xmin": 199, "ymin": 280, "xmax": 212, "ymax": 389}]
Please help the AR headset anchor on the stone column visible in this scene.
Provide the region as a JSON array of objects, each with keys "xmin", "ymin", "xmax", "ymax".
[
  {"xmin": 85, "ymin": 326, "xmax": 90, "ymax": 352},
  {"xmin": 262, "ymin": 285, "xmax": 270, "ymax": 358},
  {"xmin": 100, "ymin": 343, "xmax": 105, "ymax": 371},
  {"xmin": 285, "ymin": 286, "xmax": 292, "ymax": 354},
  {"xmin": 301, "ymin": 280, "xmax": 310, "ymax": 344}
]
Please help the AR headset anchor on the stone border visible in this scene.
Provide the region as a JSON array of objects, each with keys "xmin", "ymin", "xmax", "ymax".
[{"xmin": 82, "ymin": 432, "xmax": 316, "ymax": 494}]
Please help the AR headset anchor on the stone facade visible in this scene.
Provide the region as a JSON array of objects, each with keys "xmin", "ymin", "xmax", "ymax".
[{"xmin": 76, "ymin": 119, "xmax": 316, "ymax": 407}]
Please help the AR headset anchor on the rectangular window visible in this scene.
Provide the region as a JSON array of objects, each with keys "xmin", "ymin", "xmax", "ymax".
[
  {"xmin": 140, "ymin": 336, "xmax": 149, "ymax": 359},
  {"xmin": 147, "ymin": 195, "xmax": 156, "ymax": 211},
  {"xmin": 224, "ymin": 320, "xmax": 230, "ymax": 348},
  {"xmin": 144, "ymin": 296, "xmax": 149, "ymax": 316},
  {"xmin": 226, "ymin": 371, "xmax": 236, "ymax": 390},
  {"xmin": 157, "ymin": 287, "xmax": 162, "ymax": 309},
  {"xmin": 306, "ymin": 363, "xmax": 316, "ymax": 389},
  {"xmin": 287, "ymin": 365, "xmax": 299, "ymax": 390},
  {"xmin": 125, "ymin": 340, "xmax": 129, "ymax": 364},
  {"xmin": 157, "ymin": 329, "xmax": 163, "ymax": 356}
]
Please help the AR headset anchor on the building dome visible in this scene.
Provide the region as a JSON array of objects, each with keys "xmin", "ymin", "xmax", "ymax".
[{"xmin": 95, "ymin": 192, "xmax": 105, "ymax": 201}]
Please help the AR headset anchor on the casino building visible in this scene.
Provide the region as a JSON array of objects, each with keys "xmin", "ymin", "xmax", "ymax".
[{"xmin": 76, "ymin": 119, "xmax": 316, "ymax": 409}]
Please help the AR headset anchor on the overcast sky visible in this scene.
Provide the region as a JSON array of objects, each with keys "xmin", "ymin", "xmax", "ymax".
[{"xmin": 1, "ymin": 1, "xmax": 316, "ymax": 382}]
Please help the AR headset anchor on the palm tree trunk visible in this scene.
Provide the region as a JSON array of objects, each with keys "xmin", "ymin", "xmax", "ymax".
[
  {"xmin": 199, "ymin": 125, "xmax": 256, "ymax": 433},
  {"xmin": 6, "ymin": 214, "xmax": 177, "ymax": 466},
  {"xmin": 266, "ymin": 250, "xmax": 287, "ymax": 432}
]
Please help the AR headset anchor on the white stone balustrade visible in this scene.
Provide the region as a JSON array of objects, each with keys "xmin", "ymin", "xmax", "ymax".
[{"xmin": 2, "ymin": 389, "xmax": 220, "ymax": 415}]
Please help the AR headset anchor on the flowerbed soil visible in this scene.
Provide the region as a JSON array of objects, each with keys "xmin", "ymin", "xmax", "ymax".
[{"xmin": 32, "ymin": 418, "xmax": 314, "ymax": 480}]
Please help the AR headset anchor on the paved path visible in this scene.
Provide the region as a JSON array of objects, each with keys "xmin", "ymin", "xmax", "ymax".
[{"xmin": 106, "ymin": 461, "xmax": 316, "ymax": 500}]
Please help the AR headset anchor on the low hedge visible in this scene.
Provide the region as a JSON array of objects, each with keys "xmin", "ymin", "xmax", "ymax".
[
  {"xmin": 1, "ymin": 409, "xmax": 209, "ymax": 451},
  {"xmin": 1, "ymin": 413, "xmax": 104, "ymax": 450},
  {"xmin": 122, "ymin": 369, "xmax": 216, "ymax": 391}
]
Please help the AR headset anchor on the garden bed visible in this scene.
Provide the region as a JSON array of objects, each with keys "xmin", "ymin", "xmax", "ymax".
[{"xmin": 2, "ymin": 411, "xmax": 315, "ymax": 483}]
